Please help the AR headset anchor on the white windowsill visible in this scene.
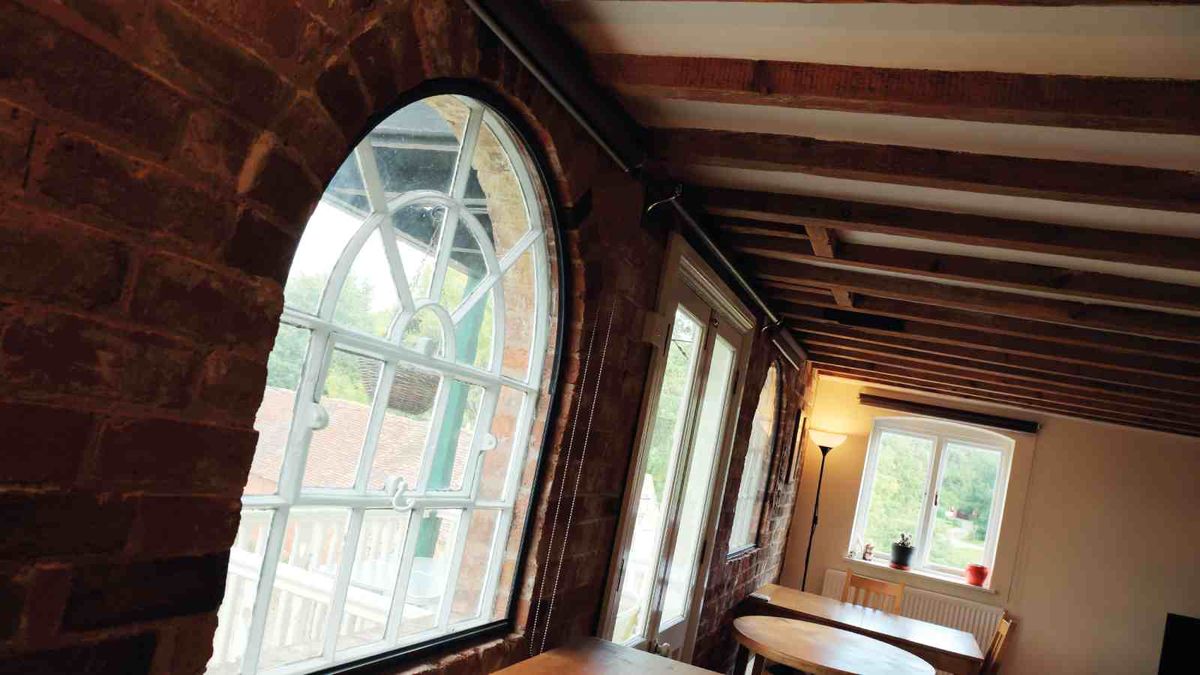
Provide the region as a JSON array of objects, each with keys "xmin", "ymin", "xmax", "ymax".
[{"xmin": 844, "ymin": 557, "xmax": 998, "ymax": 597}]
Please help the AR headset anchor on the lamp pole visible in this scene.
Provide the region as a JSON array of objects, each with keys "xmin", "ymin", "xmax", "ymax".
[{"xmin": 800, "ymin": 444, "xmax": 834, "ymax": 592}]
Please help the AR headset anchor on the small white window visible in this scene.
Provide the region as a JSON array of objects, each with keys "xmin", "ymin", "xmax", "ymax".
[
  {"xmin": 850, "ymin": 417, "xmax": 1013, "ymax": 580},
  {"xmin": 208, "ymin": 95, "xmax": 556, "ymax": 674}
]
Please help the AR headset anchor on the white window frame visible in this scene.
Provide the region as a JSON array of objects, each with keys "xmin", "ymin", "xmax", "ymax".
[
  {"xmin": 220, "ymin": 96, "xmax": 554, "ymax": 675},
  {"xmin": 849, "ymin": 417, "xmax": 1014, "ymax": 580}
]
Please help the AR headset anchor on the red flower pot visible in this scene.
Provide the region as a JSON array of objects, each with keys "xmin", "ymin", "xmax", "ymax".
[{"xmin": 966, "ymin": 564, "xmax": 989, "ymax": 587}]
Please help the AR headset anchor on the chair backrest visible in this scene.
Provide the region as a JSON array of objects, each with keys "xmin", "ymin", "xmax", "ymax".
[
  {"xmin": 840, "ymin": 572, "xmax": 904, "ymax": 613},
  {"xmin": 980, "ymin": 614, "xmax": 1014, "ymax": 675}
]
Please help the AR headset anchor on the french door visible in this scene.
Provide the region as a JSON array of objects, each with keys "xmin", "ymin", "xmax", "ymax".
[{"xmin": 601, "ymin": 236, "xmax": 752, "ymax": 662}]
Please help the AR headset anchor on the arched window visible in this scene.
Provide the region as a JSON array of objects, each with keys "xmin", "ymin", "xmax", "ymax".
[
  {"xmin": 209, "ymin": 95, "xmax": 557, "ymax": 674},
  {"xmin": 729, "ymin": 362, "xmax": 780, "ymax": 553}
]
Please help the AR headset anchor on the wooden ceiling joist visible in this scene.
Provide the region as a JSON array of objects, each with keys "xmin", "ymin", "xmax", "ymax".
[
  {"xmin": 755, "ymin": 261, "xmax": 1200, "ymax": 341},
  {"xmin": 816, "ymin": 366, "xmax": 1200, "ymax": 438},
  {"xmin": 595, "ymin": 53, "xmax": 1200, "ymax": 135},
  {"xmin": 779, "ymin": 297, "xmax": 1200, "ymax": 363},
  {"xmin": 726, "ymin": 231, "xmax": 1200, "ymax": 312},
  {"xmin": 782, "ymin": 313, "xmax": 1200, "ymax": 380},
  {"xmin": 703, "ymin": 188, "xmax": 1200, "ymax": 271},
  {"xmin": 656, "ymin": 128, "xmax": 1199, "ymax": 212}
]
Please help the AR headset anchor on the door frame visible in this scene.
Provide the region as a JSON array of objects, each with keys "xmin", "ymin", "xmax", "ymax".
[{"xmin": 598, "ymin": 233, "xmax": 754, "ymax": 660}]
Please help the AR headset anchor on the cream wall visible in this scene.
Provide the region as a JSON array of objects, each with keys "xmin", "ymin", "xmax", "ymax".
[{"xmin": 779, "ymin": 375, "xmax": 1200, "ymax": 674}]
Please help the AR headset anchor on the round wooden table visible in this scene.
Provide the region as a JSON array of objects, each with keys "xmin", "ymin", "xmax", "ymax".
[{"xmin": 733, "ymin": 616, "xmax": 935, "ymax": 675}]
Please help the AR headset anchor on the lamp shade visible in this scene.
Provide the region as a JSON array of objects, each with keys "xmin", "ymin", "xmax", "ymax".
[{"xmin": 809, "ymin": 430, "xmax": 847, "ymax": 450}]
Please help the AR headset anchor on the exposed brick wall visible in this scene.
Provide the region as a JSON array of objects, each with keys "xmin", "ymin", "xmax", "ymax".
[
  {"xmin": 692, "ymin": 340, "xmax": 811, "ymax": 674},
  {"xmin": 0, "ymin": 1, "xmax": 802, "ymax": 673}
]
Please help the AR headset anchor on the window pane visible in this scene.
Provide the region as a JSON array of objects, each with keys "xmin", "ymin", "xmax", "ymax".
[
  {"xmin": 367, "ymin": 367, "xmax": 440, "ymax": 492},
  {"xmin": 863, "ymin": 430, "xmax": 934, "ymax": 558},
  {"xmin": 207, "ymin": 510, "xmax": 274, "ymax": 675},
  {"xmin": 247, "ymin": 324, "xmax": 309, "ymax": 495},
  {"xmin": 400, "ymin": 306, "xmax": 447, "ymax": 359},
  {"xmin": 500, "ymin": 248, "xmax": 537, "ymax": 381},
  {"xmin": 336, "ymin": 510, "xmax": 411, "ymax": 652},
  {"xmin": 285, "ymin": 201, "xmax": 366, "ymax": 315},
  {"xmin": 392, "ymin": 203, "xmax": 448, "ymax": 301},
  {"xmin": 469, "ymin": 115, "xmax": 530, "ymax": 260},
  {"xmin": 427, "ymin": 381, "xmax": 485, "ymax": 492},
  {"xmin": 396, "ymin": 509, "xmax": 462, "ymax": 638},
  {"xmin": 660, "ymin": 335, "xmax": 734, "ymax": 627},
  {"xmin": 304, "ymin": 351, "xmax": 383, "ymax": 489},
  {"xmin": 479, "ymin": 387, "xmax": 526, "ymax": 502},
  {"xmin": 449, "ymin": 509, "xmax": 501, "ymax": 625},
  {"xmin": 729, "ymin": 364, "xmax": 780, "ymax": 552},
  {"xmin": 332, "ymin": 229, "xmax": 401, "ymax": 338},
  {"xmin": 928, "ymin": 442, "xmax": 1003, "ymax": 570},
  {"xmin": 613, "ymin": 309, "xmax": 702, "ymax": 644},
  {"xmin": 371, "ymin": 97, "xmax": 467, "ymax": 196},
  {"xmin": 258, "ymin": 508, "xmax": 350, "ymax": 671},
  {"xmin": 325, "ymin": 151, "xmax": 369, "ymax": 215},
  {"xmin": 454, "ymin": 291, "xmax": 493, "ymax": 372}
]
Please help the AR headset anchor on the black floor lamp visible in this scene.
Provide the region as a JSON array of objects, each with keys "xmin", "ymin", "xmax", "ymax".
[{"xmin": 801, "ymin": 430, "xmax": 847, "ymax": 592}]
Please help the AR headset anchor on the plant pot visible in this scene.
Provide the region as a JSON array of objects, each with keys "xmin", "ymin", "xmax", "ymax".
[
  {"xmin": 966, "ymin": 563, "xmax": 990, "ymax": 587},
  {"xmin": 890, "ymin": 544, "xmax": 915, "ymax": 570}
]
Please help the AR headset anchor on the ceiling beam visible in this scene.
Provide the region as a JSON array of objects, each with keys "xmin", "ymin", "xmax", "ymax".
[
  {"xmin": 656, "ymin": 129, "xmax": 1199, "ymax": 212},
  {"xmin": 798, "ymin": 225, "xmax": 854, "ymax": 307},
  {"xmin": 782, "ymin": 311, "xmax": 1200, "ymax": 379},
  {"xmin": 595, "ymin": 53, "xmax": 1200, "ymax": 135},
  {"xmin": 724, "ymin": 231, "xmax": 1200, "ymax": 313},
  {"xmin": 753, "ymin": 260, "xmax": 1200, "ymax": 341},
  {"xmin": 815, "ymin": 366, "xmax": 1200, "ymax": 438},
  {"xmin": 778, "ymin": 296, "xmax": 1200, "ymax": 363}
]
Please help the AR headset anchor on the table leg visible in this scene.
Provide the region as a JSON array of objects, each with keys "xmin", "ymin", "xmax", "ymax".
[
  {"xmin": 734, "ymin": 644, "xmax": 750, "ymax": 675},
  {"xmin": 749, "ymin": 653, "xmax": 766, "ymax": 675}
]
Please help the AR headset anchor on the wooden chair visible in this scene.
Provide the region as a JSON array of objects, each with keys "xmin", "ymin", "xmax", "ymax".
[
  {"xmin": 840, "ymin": 572, "xmax": 905, "ymax": 614},
  {"xmin": 979, "ymin": 614, "xmax": 1014, "ymax": 674}
]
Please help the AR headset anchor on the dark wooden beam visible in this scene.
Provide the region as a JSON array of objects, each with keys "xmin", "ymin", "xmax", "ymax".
[
  {"xmin": 595, "ymin": 53, "xmax": 1200, "ymax": 135},
  {"xmin": 798, "ymin": 226, "xmax": 854, "ymax": 307},
  {"xmin": 726, "ymin": 230, "xmax": 1200, "ymax": 312},
  {"xmin": 783, "ymin": 312, "xmax": 1200, "ymax": 380},
  {"xmin": 804, "ymin": 342, "xmax": 1200, "ymax": 408},
  {"xmin": 857, "ymin": 393, "xmax": 1039, "ymax": 434},
  {"xmin": 777, "ymin": 296, "xmax": 1200, "ymax": 363},
  {"xmin": 753, "ymin": 260, "xmax": 1200, "ymax": 341},
  {"xmin": 808, "ymin": 355, "xmax": 1200, "ymax": 426},
  {"xmin": 817, "ymin": 366, "xmax": 1200, "ymax": 438},
  {"xmin": 703, "ymin": 188, "xmax": 1200, "ymax": 271},
  {"xmin": 656, "ymin": 129, "xmax": 1199, "ymax": 212}
]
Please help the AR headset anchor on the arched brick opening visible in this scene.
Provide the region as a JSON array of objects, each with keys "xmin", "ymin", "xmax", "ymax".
[{"xmin": 1, "ymin": 1, "xmax": 676, "ymax": 672}]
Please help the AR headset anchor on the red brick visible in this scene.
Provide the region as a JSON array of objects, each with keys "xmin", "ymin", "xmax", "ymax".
[
  {"xmin": 0, "ymin": 492, "xmax": 133, "ymax": 559},
  {"xmin": 127, "ymin": 496, "xmax": 240, "ymax": 558},
  {"xmin": 193, "ymin": 348, "xmax": 269, "ymax": 425},
  {"xmin": 0, "ymin": 202, "xmax": 127, "ymax": 309},
  {"xmin": 316, "ymin": 58, "xmax": 369, "ymax": 140},
  {"xmin": 20, "ymin": 565, "xmax": 72, "ymax": 647},
  {"xmin": 63, "ymin": 553, "xmax": 228, "ymax": 630},
  {"xmin": 1, "ymin": 312, "xmax": 198, "ymax": 408},
  {"xmin": 0, "ymin": 633, "xmax": 157, "ymax": 675},
  {"xmin": 0, "ymin": 402, "xmax": 93, "ymax": 485},
  {"xmin": 175, "ymin": 0, "xmax": 332, "ymax": 78},
  {"xmin": 0, "ymin": 101, "xmax": 33, "ymax": 188},
  {"xmin": 168, "ymin": 613, "xmax": 218, "ymax": 675},
  {"xmin": 129, "ymin": 253, "xmax": 281, "ymax": 352},
  {"xmin": 33, "ymin": 133, "xmax": 235, "ymax": 252},
  {"xmin": 176, "ymin": 107, "xmax": 256, "ymax": 182},
  {"xmin": 0, "ymin": 3, "xmax": 188, "ymax": 156},
  {"xmin": 273, "ymin": 92, "xmax": 348, "ymax": 185},
  {"xmin": 350, "ymin": 24, "xmax": 400, "ymax": 108},
  {"xmin": 56, "ymin": 0, "xmax": 135, "ymax": 38},
  {"xmin": 149, "ymin": 2, "xmax": 292, "ymax": 129},
  {"xmin": 0, "ymin": 570, "xmax": 27, "ymax": 641},
  {"xmin": 238, "ymin": 140, "xmax": 322, "ymax": 227},
  {"xmin": 94, "ymin": 417, "xmax": 256, "ymax": 492},
  {"xmin": 224, "ymin": 207, "xmax": 297, "ymax": 283}
]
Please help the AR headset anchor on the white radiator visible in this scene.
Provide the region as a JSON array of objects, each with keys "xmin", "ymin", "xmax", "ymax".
[{"xmin": 822, "ymin": 569, "xmax": 1004, "ymax": 658}]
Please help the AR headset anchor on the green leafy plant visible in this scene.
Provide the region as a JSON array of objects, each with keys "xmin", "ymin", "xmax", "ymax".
[{"xmin": 895, "ymin": 532, "xmax": 914, "ymax": 549}]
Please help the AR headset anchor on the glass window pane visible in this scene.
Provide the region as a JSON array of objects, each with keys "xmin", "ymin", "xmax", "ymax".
[
  {"xmin": 928, "ymin": 443, "xmax": 1003, "ymax": 571},
  {"xmin": 454, "ymin": 291, "xmax": 493, "ymax": 372},
  {"xmin": 479, "ymin": 387, "xmax": 526, "ymax": 502},
  {"xmin": 729, "ymin": 364, "xmax": 780, "ymax": 552},
  {"xmin": 427, "ymin": 382, "xmax": 485, "ymax": 492},
  {"xmin": 336, "ymin": 510, "xmax": 411, "ymax": 653},
  {"xmin": 468, "ymin": 115, "xmax": 530, "ymax": 260},
  {"xmin": 396, "ymin": 509, "xmax": 462, "ymax": 638},
  {"xmin": 247, "ymin": 324, "xmax": 309, "ymax": 495},
  {"xmin": 400, "ymin": 307, "xmax": 446, "ymax": 359},
  {"xmin": 367, "ymin": 367, "xmax": 440, "ymax": 492},
  {"xmin": 325, "ymin": 152, "xmax": 369, "ymax": 215},
  {"xmin": 660, "ymin": 336, "xmax": 734, "ymax": 627},
  {"xmin": 258, "ymin": 508, "xmax": 350, "ymax": 671},
  {"xmin": 613, "ymin": 309, "xmax": 702, "ymax": 644},
  {"xmin": 332, "ymin": 229, "xmax": 401, "ymax": 338},
  {"xmin": 449, "ymin": 509, "xmax": 501, "ymax": 625},
  {"xmin": 392, "ymin": 203, "xmax": 448, "ymax": 302},
  {"xmin": 207, "ymin": 510, "xmax": 274, "ymax": 675},
  {"xmin": 500, "ymin": 248, "xmax": 537, "ymax": 381},
  {"xmin": 304, "ymin": 351, "xmax": 383, "ymax": 489},
  {"xmin": 285, "ymin": 202, "xmax": 366, "ymax": 315},
  {"xmin": 370, "ymin": 97, "xmax": 467, "ymax": 197},
  {"xmin": 863, "ymin": 430, "xmax": 935, "ymax": 558}
]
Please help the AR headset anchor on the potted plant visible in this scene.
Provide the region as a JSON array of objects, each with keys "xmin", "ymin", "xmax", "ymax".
[{"xmin": 891, "ymin": 533, "xmax": 915, "ymax": 570}]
